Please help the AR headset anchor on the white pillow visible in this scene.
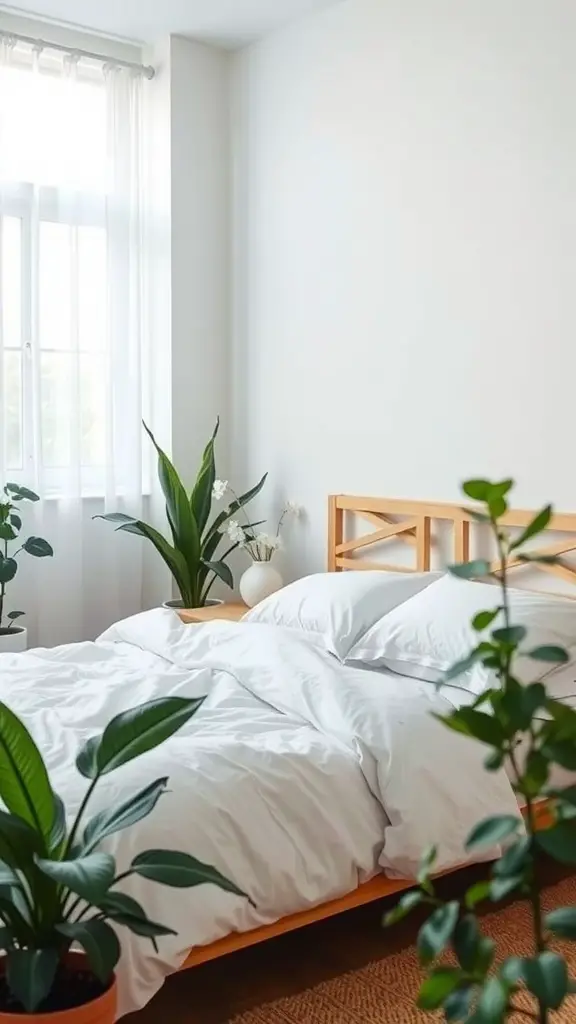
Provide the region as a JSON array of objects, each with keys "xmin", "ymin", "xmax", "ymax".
[
  {"xmin": 346, "ymin": 574, "xmax": 576, "ymax": 690},
  {"xmin": 243, "ymin": 570, "xmax": 442, "ymax": 659}
]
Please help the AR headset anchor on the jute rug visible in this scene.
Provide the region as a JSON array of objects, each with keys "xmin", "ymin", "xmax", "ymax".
[{"xmin": 228, "ymin": 874, "xmax": 576, "ymax": 1024}]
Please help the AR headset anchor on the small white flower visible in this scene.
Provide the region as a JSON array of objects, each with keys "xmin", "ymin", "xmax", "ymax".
[
  {"xmin": 227, "ymin": 521, "xmax": 246, "ymax": 544},
  {"xmin": 286, "ymin": 500, "xmax": 303, "ymax": 517},
  {"xmin": 212, "ymin": 479, "xmax": 228, "ymax": 501},
  {"xmin": 256, "ymin": 532, "xmax": 281, "ymax": 551}
]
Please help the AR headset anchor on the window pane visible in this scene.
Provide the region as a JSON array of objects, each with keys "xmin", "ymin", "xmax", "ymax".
[
  {"xmin": 39, "ymin": 223, "xmax": 71, "ymax": 351},
  {"xmin": 40, "ymin": 352, "xmax": 71, "ymax": 467},
  {"xmin": 80, "ymin": 354, "xmax": 105, "ymax": 466},
  {"xmin": 1, "ymin": 217, "xmax": 22, "ymax": 347},
  {"xmin": 0, "ymin": 62, "xmax": 107, "ymax": 191},
  {"xmin": 79, "ymin": 228, "xmax": 107, "ymax": 353},
  {"xmin": 3, "ymin": 351, "xmax": 22, "ymax": 470}
]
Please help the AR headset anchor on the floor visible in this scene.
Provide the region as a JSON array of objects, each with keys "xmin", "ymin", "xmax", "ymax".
[{"xmin": 130, "ymin": 861, "xmax": 558, "ymax": 1024}]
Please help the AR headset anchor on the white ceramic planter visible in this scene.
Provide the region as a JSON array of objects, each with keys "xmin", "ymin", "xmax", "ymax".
[
  {"xmin": 0, "ymin": 627, "xmax": 28, "ymax": 654},
  {"xmin": 240, "ymin": 561, "xmax": 283, "ymax": 608}
]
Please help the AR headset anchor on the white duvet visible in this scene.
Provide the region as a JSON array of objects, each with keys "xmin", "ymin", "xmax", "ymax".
[{"xmin": 0, "ymin": 609, "xmax": 521, "ymax": 1016}]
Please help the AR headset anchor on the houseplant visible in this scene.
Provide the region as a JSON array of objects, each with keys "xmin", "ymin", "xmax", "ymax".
[
  {"xmin": 0, "ymin": 691, "xmax": 247, "ymax": 1021},
  {"xmin": 227, "ymin": 500, "xmax": 302, "ymax": 608},
  {"xmin": 385, "ymin": 478, "xmax": 576, "ymax": 1024},
  {"xmin": 0, "ymin": 483, "xmax": 53, "ymax": 654},
  {"xmin": 94, "ymin": 421, "xmax": 267, "ymax": 609}
]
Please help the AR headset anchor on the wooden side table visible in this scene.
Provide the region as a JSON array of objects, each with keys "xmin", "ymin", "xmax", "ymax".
[{"xmin": 179, "ymin": 602, "xmax": 248, "ymax": 624}]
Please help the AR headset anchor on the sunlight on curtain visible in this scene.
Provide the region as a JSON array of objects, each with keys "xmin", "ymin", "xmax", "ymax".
[{"xmin": 0, "ymin": 39, "xmax": 151, "ymax": 644}]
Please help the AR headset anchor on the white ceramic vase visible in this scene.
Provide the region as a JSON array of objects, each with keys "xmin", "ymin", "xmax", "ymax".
[
  {"xmin": 240, "ymin": 560, "xmax": 283, "ymax": 608},
  {"xmin": 0, "ymin": 626, "xmax": 28, "ymax": 654}
]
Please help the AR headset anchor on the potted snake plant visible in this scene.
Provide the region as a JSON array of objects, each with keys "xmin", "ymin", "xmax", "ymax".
[
  {"xmin": 0, "ymin": 693, "xmax": 247, "ymax": 1022},
  {"xmin": 95, "ymin": 421, "xmax": 267, "ymax": 609},
  {"xmin": 0, "ymin": 484, "xmax": 53, "ymax": 654}
]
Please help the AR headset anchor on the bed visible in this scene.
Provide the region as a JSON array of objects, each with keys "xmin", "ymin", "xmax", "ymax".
[{"xmin": 1, "ymin": 494, "xmax": 575, "ymax": 1016}]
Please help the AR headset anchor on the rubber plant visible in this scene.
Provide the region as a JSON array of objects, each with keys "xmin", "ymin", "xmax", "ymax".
[
  {"xmin": 385, "ymin": 478, "xmax": 576, "ymax": 1024},
  {"xmin": 0, "ymin": 483, "xmax": 53, "ymax": 634},
  {"xmin": 0, "ymin": 693, "xmax": 248, "ymax": 1018},
  {"xmin": 94, "ymin": 420, "xmax": 267, "ymax": 607}
]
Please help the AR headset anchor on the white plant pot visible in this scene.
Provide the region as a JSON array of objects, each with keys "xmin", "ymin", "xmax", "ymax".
[
  {"xmin": 0, "ymin": 626, "xmax": 28, "ymax": 654},
  {"xmin": 240, "ymin": 561, "xmax": 283, "ymax": 609}
]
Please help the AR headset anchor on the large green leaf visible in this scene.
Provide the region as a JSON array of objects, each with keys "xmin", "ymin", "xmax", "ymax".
[
  {"xmin": 510, "ymin": 505, "xmax": 553, "ymax": 551},
  {"xmin": 536, "ymin": 822, "xmax": 576, "ymax": 864},
  {"xmin": 0, "ymin": 809, "xmax": 42, "ymax": 866},
  {"xmin": 4, "ymin": 484, "xmax": 39, "ymax": 502},
  {"xmin": 131, "ymin": 850, "xmax": 249, "ymax": 900},
  {"xmin": 465, "ymin": 815, "xmax": 521, "ymax": 852},
  {"xmin": 529, "ymin": 645, "xmax": 569, "ymax": 664},
  {"xmin": 437, "ymin": 709, "xmax": 505, "ymax": 747},
  {"xmin": 0, "ymin": 557, "xmax": 17, "ymax": 585},
  {"xmin": 94, "ymin": 515, "xmax": 193, "ymax": 605},
  {"xmin": 98, "ymin": 892, "xmax": 176, "ymax": 947},
  {"xmin": 6, "ymin": 949, "xmax": 58, "ymax": 1012},
  {"xmin": 202, "ymin": 559, "xmax": 234, "ymax": 590},
  {"xmin": 49, "ymin": 793, "xmax": 67, "ymax": 856},
  {"xmin": 36, "ymin": 852, "xmax": 116, "ymax": 902},
  {"xmin": 191, "ymin": 420, "xmax": 219, "ymax": 536},
  {"xmin": 142, "ymin": 422, "xmax": 201, "ymax": 575},
  {"xmin": 57, "ymin": 919, "xmax": 120, "ymax": 984},
  {"xmin": 448, "ymin": 560, "xmax": 491, "ymax": 580},
  {"xmin": 204, "ymin": 473, "xmax": 268, "ymax": 548},
  {"xmin": 417, "ymin": 901, "xmax": 459, "ymax": 966},
  {"xmin": 546, "ymin": 906, "xmax": 576, "ymax": 939},
  {"xmin": 476, "ymin": 976, "xmax": 508, "ymax": 1022},
  {"xmin": 452, "ymin": 915, "xmax": 480, "ymax": 971},
  {"xmin": 0, "ymin": 701, "xmax": 55, "ymax": 847},
  {"xmin": 524, "ymin": 951, "xmax": 568, "ymax": 1010},
  {"xmin": 22, "ymin": 537, "xmax": 53, "ymax": 558},
  {"xmin": 383, "ymin": 890, "xmax": 422, "ymax": 927},
  {"xmin": 0, "ymin": 885, "xmax": 35, "ymax": 944},
  {"xmin": 492, "ymin": 836, "xmax": 531, "ymax": 878},
  {"xmin": 82, "ymin": 776, "xmax": 169, "ymax": 853},
  {"xmin": 417, "ymin": 967, "xmax": 462, "ymax": 1010},
  {"xmin": 77, "ymin": 697, "xmax": 205, "ymax": 780}
]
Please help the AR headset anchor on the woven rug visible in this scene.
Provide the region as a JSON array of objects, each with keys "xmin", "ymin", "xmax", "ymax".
[{"xmin": 229, "ymin": 874, "xmax": 576, "ymax": 1024}]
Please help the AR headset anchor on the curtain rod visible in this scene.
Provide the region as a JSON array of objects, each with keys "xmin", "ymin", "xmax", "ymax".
[{"xmin": 0, "ymin": 28, "xmax": 155, "ymax": 79}]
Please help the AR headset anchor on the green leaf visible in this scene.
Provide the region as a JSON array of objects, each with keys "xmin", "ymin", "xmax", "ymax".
[
  {"xmin": 439, "ymin": 708, "xmax": 505, "ymax": 747},
  {"xmin": 57, "ymin": 919, "xmax": 120, "ymax": 984},
  {"xmin": 492, "ymin": 624, "xmax": 526, "ymax": 645},
  {"xmin": 77, "ymin": 696, "xmax": 205, "ymax": 780},
  {"xmin": 554, "ymin": 784, "xmax": 576, "ymax": 808},
  {"xmin": 98, "ymin": 892, "xmax": 176, "ymax": 944},
  {"xmin": 5, "ymin": 949, "xmax": 58, "ymax": 1013},
  {"xmin": 541, "ymin": 740, "xmax": 576, "ymax": 771},
  {"xmin": 6, "ymin": 611, "xmax": 24, "ymax": 622},
  {"xmin": 0, "ymin": 557, "xmax": 17, "ymax": 585},
  {"xmin": 443, "ymin": 651, "xmax": 484, "ymax": 683},
  {"xmin": 500, "ymin": 956, "xmax": 527, "ymax": 985},
  {"xmin": 523, "ymin": 749, "xmax": 549, "ymax": 795},
  {"xmin": 462, "ymin": 480, "xmax": 493, "ymax": 501},
  {"xmin": 453, "ymin": 914, "xmax": 480, "ymax": 971},
  {"xmin": 417, "ymin": 844, "xmax": 437, "ymax": 886},
  {"xmin": 546, "ymin": 906, "xmax": 576, "ymax": 939},
  {"xmin": 524, "ymin": 951, "xmax": 568, "ymax": 1010},
  {"xmin": 476, "ymin": 976, "xmax": 507, "ymax": 1022},
  {"xmin": 49, "ymin": 793, "xmax": 67, "ymax": 855},
  {"xmin": 529, "ymin": 645, "xmax": 570, "ymax": 664},
  {"xmin": 417, "ymin": 967, "xmax": 462, "ymax": 1010},
  {"xmin": 202, "ymin": 559, "xmax": 234, "ymax": 590},
  {"xmin": 36, "ymin": 852, "xmax": 115, "ymax": 902},
  {"xmin": 95, "ymin": 515, "xmax": 193, "ymax": 607},
  {"xmin": 5, "ymin": 484, "xmax": 39, "ymax": 502},
  {"xmin": 536, "ymin": 822, "xmax": 576, "ymax": 864},
  {"xmin": 9, "ymin": 513, "xmax": 21, "ymax": 531},
  {"xmin": 0, "ymin": 701, "xmax": 55, "ymax": 846},
  {"xmin": 448, "ymin": 560, "xmax": 491, "ymax": 580},
  {"xmin": 83, "ymin": 777, "xmax": 169, "ymax": 854},
  {"xmin": 131, "ymin": 850, "xmax": 249, "ymax": 901},
  {"xmin": 443, "ymin": 986, "xmax": 475, "ymax": 1023},
  {"xmin": 465, "ymin": 815, "xmax": 521, "ymax": 852},
  {"xmin": 510, "ymin": 505, "xmax": 553, "ymax": 551},
  {"xmin": 142, "ymin": 421, "xmax": 201, "ymax": 578},
  {"xmin": 0, "ymin": 524, "xmax": 16, "ymax": 541},
  {"xmin": 474, "ymin": 936, "xmax": 496, "ymax": 975},
  {"xmin": 93, "ymin": 512, "xmax": 136, "ymax": 525},
  {"xmin": 484, "ymin": 749, "xmax": 504, "ymax": 772},
  {"xmin": 190, "ymin": 419, "xmax": 219, "ymax": 536},
  {"xmin": 383, "ymin": 890, "xmax": 422, "ymax": 926},
  {"xmin": 0, "ymin": 809, "xmax": 42, "ymax": 867},
  {"xmin": 492, "ymin": 835, "xmax": 531, "ymax": 877},
  {"xmin": 465, "ymin": 880, "xmax": 491, "ymax": 910},
  {"xmin": 22, "ymin": 537, "xmax": 53, "ymax": 558},
  {"xmin": 488, "ymin": 495, "xmax": 507, "ymax": 519},
  {"xmin": 472, "ymin": 609, "xmax": 501, "ymax": 631},
  {"xmin": 417, "ymin": 901, "xmax": 459, "ymax": 966},
  {"xmin": 490, "ymin": 874, "xmax": 524, "ymax": 901}
]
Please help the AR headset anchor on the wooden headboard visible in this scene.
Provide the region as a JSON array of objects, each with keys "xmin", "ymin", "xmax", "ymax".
[{"xmin": 328, "ymin": 495, "xmax": 576, "ymax": 592}]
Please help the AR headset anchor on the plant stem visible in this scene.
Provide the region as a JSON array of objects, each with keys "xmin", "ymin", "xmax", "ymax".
[
  {"xmin": 0, "ymin": 538, "xmax": 7, "ymax": 630},
  {"xmin": 63, "ymin": 775, "xmax": 99, "ymax": 858},
  {"xmin": 493, "ymin": 519, "xmax": 548, "ymax": 1024}
]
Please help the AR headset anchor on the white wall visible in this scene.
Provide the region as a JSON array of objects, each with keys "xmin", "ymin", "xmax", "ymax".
[{"xmin": 232, "ymin": 0, "xmax": 576, "ymax": 579}]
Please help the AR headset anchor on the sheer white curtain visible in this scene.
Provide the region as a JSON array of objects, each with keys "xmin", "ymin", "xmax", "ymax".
[{"xmin": 0, "ymin": 38, "xmax": 150, "ymax": 645}]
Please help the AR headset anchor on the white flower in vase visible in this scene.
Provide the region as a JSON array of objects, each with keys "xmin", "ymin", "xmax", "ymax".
[{"xmin": 212, "ymin": 479, "xmax": 228, "ymax": 501}]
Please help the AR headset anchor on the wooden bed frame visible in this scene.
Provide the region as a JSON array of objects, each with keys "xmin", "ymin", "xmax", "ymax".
[{"xmin": 180, "ymin": 494, "xmax": 576, "ymax": 971}]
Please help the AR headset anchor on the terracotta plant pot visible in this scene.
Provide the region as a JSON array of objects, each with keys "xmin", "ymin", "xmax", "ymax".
[{"xmin": 0, "ymin": 954, "xmax": 117, "ymax": 1024}]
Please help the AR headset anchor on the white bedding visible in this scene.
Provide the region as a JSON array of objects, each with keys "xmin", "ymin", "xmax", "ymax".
[{"xmin": 0, "ymin": 609, "xmax": 521, "ymax": 1016}]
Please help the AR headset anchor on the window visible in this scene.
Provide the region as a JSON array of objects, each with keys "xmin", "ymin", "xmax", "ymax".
[{"xmin": 0, "ymin": 43, "xmax": 145, "ymax": 496}]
